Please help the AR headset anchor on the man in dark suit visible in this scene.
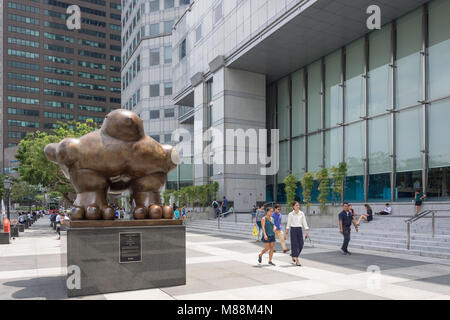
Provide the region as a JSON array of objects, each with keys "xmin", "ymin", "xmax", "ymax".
[{"xmin": 339, "ymin": 202, "xmax": 359, "ymax": 255}]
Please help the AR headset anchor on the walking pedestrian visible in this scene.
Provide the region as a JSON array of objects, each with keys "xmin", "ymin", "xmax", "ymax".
[
  {"xmin": 255, "ymin": 204, "xmax": 265, "ymax": 242},
  {"xmin": 414, "ymin": 189, "xmax": 427, "ymax": 216},
  {"xmin": 339, "ymin": 203, "xmax": 359, "ymax": 255},
  {"xmin": 181, "ymin": 205, "xmax": 187, "ymax": 223},
  {"xmin": 55, "ymin": 212, "xmax": 62, "ymax": 240},
  {"xmin": 257, "ymin": 207, "xmax": 276, "ymax": 266},
  {"xmin": 252, "ymin": 205, "xmax": 257, "ymax": 223},
  {"xmin": 286, "ymin": 201, "xmax": 309, "ymax": 266},
  {"xmin": 273, "ymin": 204, "xmax": 289, "ymax": 253},
  {"xmin": 221, "ymin": 196, "xmax": 228, "ymax": 214}
]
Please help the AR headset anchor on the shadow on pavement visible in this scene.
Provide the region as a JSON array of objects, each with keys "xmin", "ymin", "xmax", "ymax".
[
  {"xmin": 4, "ymin": 276, "xmax": 67, "ymax": 300},
  {"xmin": 301, "ymin": 250, "xmax": 430, "ymax": 272}
]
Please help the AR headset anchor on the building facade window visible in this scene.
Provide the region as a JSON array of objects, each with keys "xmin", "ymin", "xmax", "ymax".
[
  {"xmin": 267, "ymin": 1, "xmax": 450, "ymax": 203},
  {"xmin": 164, "ymin": 46, "xmax": 172, "ymax": 64},
  {"xmin": 150, "ymin": 110, "xmax": 160, "ymax": 119},
  {"xmin": 150, "ymin": 84, "xmax": 160, "ymax": 97},
  {"xmin": 150, "ymin": 48, "xmax": 160, "ymax": 66}
]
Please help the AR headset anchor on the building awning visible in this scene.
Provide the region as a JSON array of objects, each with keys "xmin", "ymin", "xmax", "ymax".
[{"xmin": 227, "ymin": 0, "xmax": 429, "ymax": 84}]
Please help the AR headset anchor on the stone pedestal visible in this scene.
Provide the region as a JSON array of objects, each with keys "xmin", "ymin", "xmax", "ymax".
[
  {"xmin": 24, "ymin": 222, "xmax": 29, "ymax": 229},
  {"xmin": 18, "ymin": 224, "xmax": 24, "ymax": 232},
  {"xmin": 66, "ymin": 220, "xmax": 186, "ymax": 297},
  {"xmin": 0, "ymin": 232, "xmax": 10, "ymax": 244}
]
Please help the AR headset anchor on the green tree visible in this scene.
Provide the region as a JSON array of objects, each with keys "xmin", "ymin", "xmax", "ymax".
[
  {"xmin": 210, "ymin": 182, "xmax": 219, "ymax": 201},
  {"xmin": 316, "ymin": 168, "xmax": 330, "ymax": 211},
  {"xmin": 301, "ymin": 172, "xmax": 315, "ymax": 208},
  {"xmin": 179, "ymin": 188, "xmax": 188, "ymax": 206},
  {"xmin": 173, "ymin": 190, "xmax": 179, "ymax": 206},
  {"xmin": 163, "ymin": 189, "xmax": 172, "ymax": 205},
  {"xmin": 283, "ymin": 174, "xmax": 298, "ymax": 210},
  {"xmin": 16, "ymin": 120, "xmax": 98, "ymax": 204},
  {"xmin": 198, "ymin": 185, "xmax": 209, "ymax": 207},
  {"xmin": 330, "ymin": 162, "xmax": 348, "ymax": 204},
  {"xmin": 10, "ymin": 179, "xmax": 39, "ymax": 205},
  {"xmin": 0, "ymin": 174, "xmax": 6, "ymax": 201},
  {"xmin": 185, "ymin": 186, "xmax": 197, "ymax": 208}
]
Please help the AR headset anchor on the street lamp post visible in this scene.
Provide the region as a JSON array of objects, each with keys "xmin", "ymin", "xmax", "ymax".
[{"xmin": 3, "ymin": 177, "xmax": 13, "ymax": 221}]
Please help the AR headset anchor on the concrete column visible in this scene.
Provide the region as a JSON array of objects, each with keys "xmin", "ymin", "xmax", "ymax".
[
  {"xmin": 193, "ymin": 82, "xmax": 209, "ymax": 186},
  {"xmin": 212, "ymin": 67, "xmax": 267, "ymax": 210}
]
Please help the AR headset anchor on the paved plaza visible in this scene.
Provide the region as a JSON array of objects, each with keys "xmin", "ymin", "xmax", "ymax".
[{"xmin": 1, "ymin": 218, "xmax": 450, "ymax": 300}]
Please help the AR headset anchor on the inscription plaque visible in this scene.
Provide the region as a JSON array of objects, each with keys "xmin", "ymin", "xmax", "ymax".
[{"xmin": 119, "ymin": 232, "xmax": 142, "ymax": 263}]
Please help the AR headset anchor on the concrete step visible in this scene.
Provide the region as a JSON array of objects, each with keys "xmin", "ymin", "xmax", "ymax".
[
  {"xmin": 307, "ymin": 233, "xmax": 450, "ymax": 251},
  {"xmin": 187, "ymin": 225, "xmax": 450, "ymax": 259},
  {"xmin": 306, "ymin": 238, "xmax": 450, "ymax": 259},
  {"xmin": 309, "ymin": 228, "xmax": 450, "ymax": 241},
  {"xmin": 187, "ymin": 221, "xmax": 450, "ymax": 237},
  {"xmin": 187, "ymin": 219, "xmax": 450, "ymax": 259}
]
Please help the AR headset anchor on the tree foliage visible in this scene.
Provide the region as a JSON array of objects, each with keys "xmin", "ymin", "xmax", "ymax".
[
  {"xmin": 10, "ymin": 179, "xmax": 40, "ymax": 204},
  {"xmin": 179, "ymin": 188, "xmax": 188, "ymax": 207},
  {"xmin": 166, "ymin": 183, "xmax": 220, "ymax": 208},
  {"xmin": 15, "ymin": 120, "xmax": 98, "ymax": 203},
  {"xmin": 0, "ymin": 174, "xmax": 6, "ymax": 201},
  {"xmin": 163, "ymin": 189, "xmax": 172, "ymax": 205},
  {"xmin": 330, "ymin": 162, "xmax": 348, "ymax": 204},
  {"xmin": 185, "ymin": 186, "xmax": 197, "ymax": 207},
  {"xmin": 316, "ymin": 168, "xmax": 330, "ymax": 210},
  {"xmin": 283, "ymin": 174, "xmax": 298, "ymax": 211},
  {"xmin": 209, "ymin": 182, "xmax": 219, "ymax": 201},
  {"xmin": 301, "ymin": 172, "xmax": 315, "ymax": 208}
]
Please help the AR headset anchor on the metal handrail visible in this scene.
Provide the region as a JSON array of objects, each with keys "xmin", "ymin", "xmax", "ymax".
[
  {"xmin": 405, "ymin": 210, "xmax": 436, "ymax": 250},
  {"xmin": 405, "ymin": 210, "xmax": 433, "ymax": 223}
]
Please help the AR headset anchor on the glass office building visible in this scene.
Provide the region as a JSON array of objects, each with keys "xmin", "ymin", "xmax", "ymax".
[{"xmin": 267, "ymin": 0, "xmax": 450, "ymax": 203}]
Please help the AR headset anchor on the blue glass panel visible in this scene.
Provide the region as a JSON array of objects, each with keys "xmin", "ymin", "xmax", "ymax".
[
  {"xmin": 344, "ymin": 176, "xmax": 365, "ymax": 202},
  {"xmin": 368, "ymin": 173, "xmax": 391, "ymax": 202}
]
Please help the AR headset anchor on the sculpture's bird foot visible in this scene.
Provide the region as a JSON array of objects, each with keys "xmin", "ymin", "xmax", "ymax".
[
  {"xmin": 133, "ymin": 206, "xmax": 147, "ymax": 220},
  {"xmin": 86, "ymin": 204, "xmax": 102, "ymax": 220},
  {"xmin": 149, "ymin": 205, "xmax": 163, "ymax": 219},
  {"xmin": 70, "ymin": 206, "xmax": 85, "ymax": 221},
  {"xmin": 162, "ymin": 205, "xmax": 174, "ymax": 220},
  {"xmin": 102, "ymin": 206, "xmax": 115, "ymax": 220}
]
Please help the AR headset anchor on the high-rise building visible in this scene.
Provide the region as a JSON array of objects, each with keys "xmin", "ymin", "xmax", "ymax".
[
  {"xmin": 171, "ymin": 0, "xmax": 450, "ymax": 210},
  {"xmin": 121, "ymin": 0, "xmax": 192, "ymax": 190},
  {"xmin": 1, "ymin": 0, "xmax": 122, "ymax": 173}
]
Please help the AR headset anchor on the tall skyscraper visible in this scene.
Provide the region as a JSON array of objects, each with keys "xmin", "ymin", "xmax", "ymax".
[
  {"xmin": 1, "ymin": 0, "xmax": 122, "ymax": 174},
  {"xmin": 121, "ymin": 0, "xmax": 192, "ymax": 190}
]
